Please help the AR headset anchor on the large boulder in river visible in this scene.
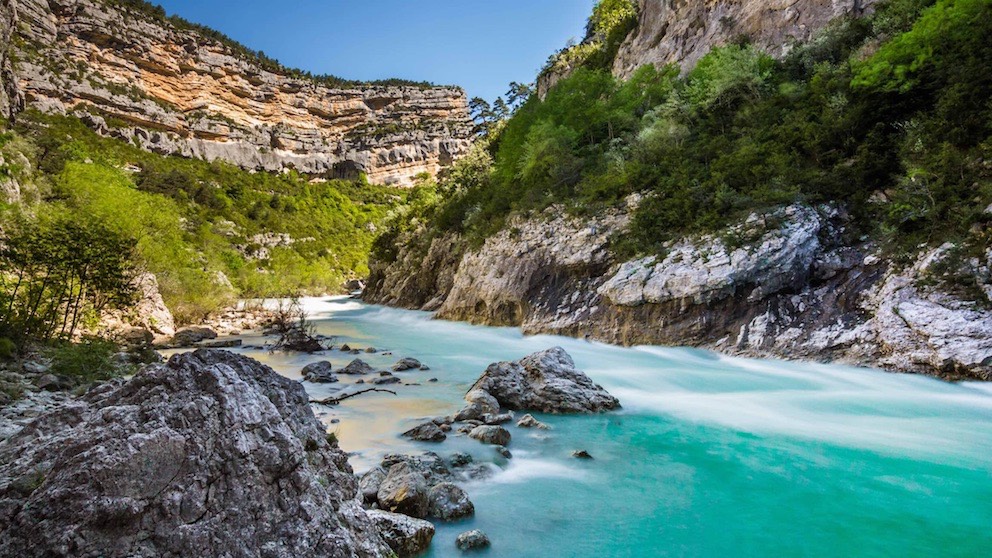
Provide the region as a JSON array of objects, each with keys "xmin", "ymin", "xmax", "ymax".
[
  {"xmin": 428, "ymin": 482, "xmax": 474, "ymax": 520},
  {"xmin": 376, "ymin": 462, "xmax": 430, "ymax": 518},
  {"xmin": 469, "ymin": 347, "xmax": 619, "ymax": 413},
  {"xmin": 365, "ymin": 509, "xmax": 435, "ymax": 557},
  {"xmin": 469, "ymin": 425, "xmax": 511, "ymax": 446},
  {"xmin": 403, "ymin": 421, "xmax": 447, "ymax": 442},
  {"xmin": 0, "ymin": 349, "xmax": 391, "ymax": 557}
]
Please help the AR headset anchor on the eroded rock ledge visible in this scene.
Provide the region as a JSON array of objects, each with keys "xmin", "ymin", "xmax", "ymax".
[
  {"xmin": 365, "ymin": 202, "xmax": 992, "ymax": 381},
  {"xmin": 0, "ymin": 349, "xmax": 393, "ymax": 557},
  {"xmin": 4, "ymin": 0, "xmax": 472, "ymax": 185}
]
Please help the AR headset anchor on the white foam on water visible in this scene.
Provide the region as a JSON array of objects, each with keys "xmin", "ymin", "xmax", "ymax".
[{"xmin": 484, "ymin": 457, "xmax": 592, "ymax": 485}]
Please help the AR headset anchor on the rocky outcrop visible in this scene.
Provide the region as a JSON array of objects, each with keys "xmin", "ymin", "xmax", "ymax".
[
  {"xmin": 469, "ymin": 347, "xmax": 620, "ymax": 414},
  {"xmin": 367, "ymin": 202, "xmax": 992, "ymax": 380},
  {"xmin": 366, "ymin": 231, "xmax": 466, "ymax": 310},
  {"xmin": 0, "ymin": 349, "xmax": 392, "ymax": 556},
  {"xmin": 0, "ymin": 0, "xmax": 23, "ymax": 122},
  {"xmin": 611, "ymin": 0, "xmax": 878, "ymax": 79},
  {"xmin": 8, "ymin": 0, "xmax": 472, "ymax": 185}
]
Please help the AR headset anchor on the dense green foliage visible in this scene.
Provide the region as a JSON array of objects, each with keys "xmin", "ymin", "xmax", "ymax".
[
  {"xmin": 48, "ymin": 337, "xmax": 124, "ymax": 382},
  {"xmin": 542, "ymin": 0, "xmax": 639, "ymax": 76},
  {"xmin": 1, "ymin": 113, "xmax": 403, "ymax": 324},
  {"xmin": 0, "ymin": 213, "xmax": 138, "ymax": 342},
  {"xmin": 381, "ymin": 0, "xmax": 992, "ymax": 262}
]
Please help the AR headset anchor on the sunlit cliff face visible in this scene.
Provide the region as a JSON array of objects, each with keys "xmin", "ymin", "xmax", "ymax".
[{"xmin": 9, "ymin": 0, "xmax": 473, "ymax": 186}]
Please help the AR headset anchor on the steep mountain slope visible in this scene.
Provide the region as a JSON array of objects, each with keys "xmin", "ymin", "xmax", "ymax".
[
  {"xmin": 5, "ymin": 0, "xmax": 472, "ymax": 185},
  {"xmin": 366, "ymin": 0, "xmax": 992, "ymax": 380}
]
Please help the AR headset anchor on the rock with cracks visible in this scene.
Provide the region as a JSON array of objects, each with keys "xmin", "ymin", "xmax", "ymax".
[
  {"xmin": 0, "ymin": 349, "xmax": 391, "ymax": 557},
  {"xmin": 365, "ymin": 509, "xmax": 435, "ymax": 557},
  {"xmin": 468, "ymin": 347, "xmax": 619, "ymax": 413}
]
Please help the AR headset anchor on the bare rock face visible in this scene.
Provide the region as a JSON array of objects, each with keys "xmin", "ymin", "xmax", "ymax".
[
  {"xmin": 0, "ymin": 349, "xmax": 391, "ymax": 557},
  {"xmin": 469, "ymin": 347, "xmax": 620, "ymax": 414},
  {"xmin": 0, "ymin": 0, "xmax": 23, "ymax": 122},
  {"xmin": 9, "ymin": 0, "xmax": 472, "ymax": 186},
  {"xmin": 370, "ymin": 199, "xmax": 992, "ymax": 380},
  {"xmin": 612, "ymin": 0, "xmax": 879, "ymax": 79}
]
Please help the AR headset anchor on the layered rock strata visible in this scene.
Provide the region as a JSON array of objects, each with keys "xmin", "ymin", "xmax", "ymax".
[{"xmin": 3, "ymin": 0, "xmax": 472, "ymax": 185}]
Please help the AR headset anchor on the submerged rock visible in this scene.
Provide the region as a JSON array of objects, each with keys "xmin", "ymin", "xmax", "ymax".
[
  {"xmin": 517, "ymin": 413, "xmax": 550, "ymax": 429},
  {"xmin": 301, "ymin": 360, "xmax": 338, "ymax": 383},
  {"xmin": 572, "ymin": 450, "xmax": 594, "ymax": 459},
  {"xmin": 373, "ymin": 375, "xmax": 402, "ymax": 385},
  {"xmin": 469, "ymin": 347, "xmax": 619, "ymax": 413},
  {"xmin": 403, "ymin": 421, "xmax": 447, "ymax": 442},
  {"xmin": 468, "ymin": 425, "xmax": 511, "ymax": 446},
  {"xmin": 366, "ymin": 509, "xmax": 435, "ymax": 557},
  {"xmin": 0, "ymin": 349, "xmax": 391, "ymax": 557},
  {"xmin": 428, "ymin": 482, "xmax": 475, "ymax": 520},
  {"xmin": 456, "ymin": 529, "xmax": 491, "ymax": 551}
]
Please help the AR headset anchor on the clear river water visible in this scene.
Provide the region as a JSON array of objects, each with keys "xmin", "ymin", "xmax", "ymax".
[{"xmin": 207, "ymin": 297, "xmax": 992, "ymax": 557}]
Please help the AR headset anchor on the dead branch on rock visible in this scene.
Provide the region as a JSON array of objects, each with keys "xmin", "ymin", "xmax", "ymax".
[{"xmin": 310, "ymin": 388, "xmax": 397, "ymax": 405}]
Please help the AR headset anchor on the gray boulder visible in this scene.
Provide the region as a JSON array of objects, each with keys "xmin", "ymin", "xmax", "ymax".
[
  {"xmin": 339, "ymin": 358, "xmax": 374, "ymax": 375},
  {"xmin": 380, "ymin": 452, "xmax": 454, "ymax": 486},
  {"xmin": 377, "ymin": 462, "xmax": 430, "ymax": 518},
  {"xmin": 468, "ymin": 425, "xmax": 511, "ymax": 446},
  {"xmin": 392, "ymin": 357, "xmax": 422, "ymax": 371},
  {"xmin": 428, "ymin": 482, "xmax": 474, "ymax": 520},
  {"xmin": 169, "ymin": 326, "xmax": 217, "ymax": 347},
  {"xmin": 301, "ymin": 361, "xmax": 338, "ymax": 383},
  {"xmin": 365, "ymin": 509, "xmax": 435, "ymax": 557},
  {"xmin": 0, "ymin": 349, "xmax": 391, "ymax": 557},
  {"xmin": 403, "ymin": 421, "xmax": 447, "ymax": 442},
  {"xmin": 456, "ymin": 529, "xmax": 491, "ymax": 551},
  {"xmin": 469, "ymin": 347, "xmax": 619, "ymax": 413},
  {"xmin": 359, "ymin": 466, "xmax": 387, "ymax": 505}
]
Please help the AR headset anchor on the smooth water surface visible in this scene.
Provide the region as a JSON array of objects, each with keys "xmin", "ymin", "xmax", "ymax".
[{"xmin": 201, "ymin": 297, "xmax": 992, "ymax": 557}]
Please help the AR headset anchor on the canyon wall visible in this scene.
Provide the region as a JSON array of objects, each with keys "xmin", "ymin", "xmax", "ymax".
[
  {"xmin": 4, "ymin": 0, "xmax": 473, "ymax": 185},
  {"xmin": 366, "ymin": 202, "xmax": 992, "ymax": 381},
  {"xmin": 612, "ymin": 0, "xmax": 876, "ymax": 78}
]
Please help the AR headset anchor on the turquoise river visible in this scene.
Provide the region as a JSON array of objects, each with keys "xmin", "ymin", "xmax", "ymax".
[{"xmin": 203, "ymin": 297, "xmax": 992, "ymax": 557}]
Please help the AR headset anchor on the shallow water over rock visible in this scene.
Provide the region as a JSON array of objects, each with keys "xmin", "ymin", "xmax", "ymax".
[{"xmin": 183, "ymin": 297, "xmax": 992, "ymax": 557}]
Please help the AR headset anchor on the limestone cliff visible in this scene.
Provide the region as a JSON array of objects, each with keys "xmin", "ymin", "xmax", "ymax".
[
  {"xmin": 0, "ymin": 0, "xmax": 22, "ymax": 121},
  {"xmin": 539, "ymin": 0, "xmax": 877, "ymax": 96},
  {"xmin": 612, "ymin": 0, "xmax": 877, "ymax": 78},
  {"xmin": 4, "ymin": 0, "xmax": 472, "ymax": 185},
  {"xmin": 366, "ymin": 202, "xmax": 992, "ymax": 381}
]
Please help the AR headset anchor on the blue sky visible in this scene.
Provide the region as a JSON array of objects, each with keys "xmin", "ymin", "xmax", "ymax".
[{"xmin": 154, "ymin": 0, "xmax": 597, "ymax": 101}]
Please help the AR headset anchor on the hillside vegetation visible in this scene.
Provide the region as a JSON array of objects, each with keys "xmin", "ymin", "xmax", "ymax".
[
  {"xmin": 377, "ymin": 0, "xmax": 992, "ymax": 280},
  {"xmin": 1, "ymin": 111, "xmax": 403, "ymax": 329}
]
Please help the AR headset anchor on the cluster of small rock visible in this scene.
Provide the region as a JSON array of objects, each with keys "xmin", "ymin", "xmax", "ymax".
[
  {"xmin": 357, "ymin": 451, "xmax": 493, "ymax": 554},
  {"xmin": 302, "ymin": 353, "xmax": 430, "ymax": 387}
]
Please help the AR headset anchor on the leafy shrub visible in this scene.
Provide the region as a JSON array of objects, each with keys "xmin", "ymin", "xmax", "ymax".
[
  {"xmin": 49, "ymin": 337, "xmax": 123, "ymax": 382},
  {"xmin": 0, "ymin": 338, "xmax": 16, "ymax": 360}
]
